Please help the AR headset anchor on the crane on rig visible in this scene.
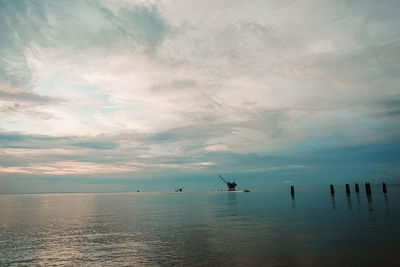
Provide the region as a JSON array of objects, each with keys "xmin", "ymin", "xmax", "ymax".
[{"xmin": 218, "ymin": 175, "xmax": 237, "ymax": 191}]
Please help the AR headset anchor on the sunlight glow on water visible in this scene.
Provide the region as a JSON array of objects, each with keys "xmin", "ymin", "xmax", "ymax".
[{"xmin": 1, "ymin": 187, "xmax": 400, "ymax": 266}]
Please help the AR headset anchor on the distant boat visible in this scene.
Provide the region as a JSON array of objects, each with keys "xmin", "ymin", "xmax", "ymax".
[
  {"xmin": 175, "ymin": 187, "xmax": 183, "ymax": 192},
  {"xmin": 243, "ymin": 189, "xmax": 250, "ymax": 192}
]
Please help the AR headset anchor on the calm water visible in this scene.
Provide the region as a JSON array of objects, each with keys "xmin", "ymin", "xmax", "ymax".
[{"xmin": 1, "ymin": 186, "xmax": 399, "ymax": 266}]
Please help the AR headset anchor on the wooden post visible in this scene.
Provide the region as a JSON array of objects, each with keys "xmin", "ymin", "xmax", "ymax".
[
  {"xmin": 382, "ymin": 182, "xmax": 387, "ymax": 194},
  {"xmin": 291, "ymin": 186, "xmax": 295, "ymax": 196},
  {"xmin": 345, "ymin": 184, "xmax": 350, "ymax": 195},
  {"xmin": 355, "ymin": 183, "xmax": 359, "ymax": 193},
  {"xmin": 365, "ymin": 182, "xmax": 371, "ymax": 195},
  {"xmin": 330, "ymin": 184, "xmax": 335, "ymax": 195}
]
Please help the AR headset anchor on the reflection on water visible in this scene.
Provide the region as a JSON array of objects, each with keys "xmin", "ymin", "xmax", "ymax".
[
  {"xmin": 346, "ymin": 194, "xmax": 352, "ymax": 211},
  {"xmin": 384, "ymin": 194, "xmax": 390, "ymax": 212},
  {"xmin": 367, "ymin": 194, "xmax": 373, "ymax": 212},
  {"xmin": 1, "ymin": 187, "xmax": 400, "ymax": 266},
  {"xmin": 356, "ymin": 192, "xmax": 361, "ymax": 209},
  {"xmin": 227, "ymin": 192, "xmax": 237, "ymax": 217},
  {"xmin": 331, "ymin": 194, "xmax": 336, "ymax": 211},
  {"xmin": 291, "ymin": 193, "xmax": 296, "ymax": 212}
]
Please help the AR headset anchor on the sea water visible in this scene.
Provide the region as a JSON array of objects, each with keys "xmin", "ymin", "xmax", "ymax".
[{"xmin": 1, "ymin": 186, "xmax": 399, "ymax": 266}]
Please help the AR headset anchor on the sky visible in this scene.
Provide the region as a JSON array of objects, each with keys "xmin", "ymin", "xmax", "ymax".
[{"xmin": 1, "ymin": 0, "xmax": 399, "ymax": 193}]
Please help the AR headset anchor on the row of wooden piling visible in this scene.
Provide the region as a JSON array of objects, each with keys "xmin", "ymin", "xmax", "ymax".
[
  {"xmin": 329, "ymin": 182, "xmax": 387, "ymax": 195},
  {"xmin": 290, "ymin": 182, "xmax": 388, "ymax": 196}
]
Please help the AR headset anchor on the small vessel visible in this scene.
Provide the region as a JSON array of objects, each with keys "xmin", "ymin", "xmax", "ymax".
[
  {"xmin": 243, "ymin": 189, "xmax": 250, "ymax": 192},
  {"xmin": 175, "ymin": 187, "xmax": 183, "ymax": 192}
]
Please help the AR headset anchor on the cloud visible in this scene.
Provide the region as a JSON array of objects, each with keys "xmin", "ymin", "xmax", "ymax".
[
  {"xmin": 1, "ymin": 0, "xmax": 400, "ymax": 190},
  {"xmin": 372, "ymin": 97, "xmax": 400, "ymax": 117},
  {"xmin": 0, "ymin": 161, "xmax": 142, "ymax": 175},
  {"xmin": 0, "ymin": 83, "xmax": 60, "ymax": 104},
  {"xmin": 0, "ymin": 0, "xmax": 168, "ymax": 127},
  {"xmin": 0, "ymin": 132, "xmax": 120, "ymax": 150}
]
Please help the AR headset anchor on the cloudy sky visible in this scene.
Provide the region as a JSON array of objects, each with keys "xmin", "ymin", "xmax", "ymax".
[{"xmin": 1, "ymin": 0, "xmax": 399, "ymax": 193}]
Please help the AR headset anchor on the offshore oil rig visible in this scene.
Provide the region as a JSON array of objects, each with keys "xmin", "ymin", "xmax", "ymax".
[{"xmin": 218, "ymin": 175, "xmax": 237, "ymax": 191}]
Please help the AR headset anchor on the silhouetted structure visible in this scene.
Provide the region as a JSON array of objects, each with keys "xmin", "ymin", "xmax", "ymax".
[
  {"xmin": 355, "ymin": 183, "xmax": 359, "ymax": 193},
  {"xmin": 290, "ymin": 186, "xmax": 295, "ymax": 196},
  {"xmin": 218, "ymin": 175, "xmax": 237, "ymax": 191},
  {"xmin": 382, "ymin": 182, "xmax": 387, "ymax": 194},
  {"xmin": 330, "ymin": 184, "xmax": 335, "ymax": 195},
  {"xmin": 365, "ymin": 182, "xmax": 372, "ymax": 195},
  {"xmin": 346, "ymin": 184, "xmax": 350, "ymax": 195}
]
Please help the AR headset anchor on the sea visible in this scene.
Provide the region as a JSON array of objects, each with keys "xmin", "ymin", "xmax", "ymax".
[{"xmin": 1, "ymin": 185, "xmax": 399, "ymax": 266}]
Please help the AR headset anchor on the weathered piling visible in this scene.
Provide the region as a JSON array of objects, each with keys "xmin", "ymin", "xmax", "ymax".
[
  {"xmin": 291, "ymin": 186, "xmax": 295, "ymax": 196},
  {"xmin": 330, "ymin": 184, "xmax": 335, "ymax": 195},
  {"xmin": 345, "ymin": 184, "xmax": 350, "ymax": 195},
  {"xmin": 382, "ymin": 182, "xmax": 387, "ymax": 194},
  {"xmin": 355, "ymin": 183, "xmax": 359, "ymax": 193},
  {"xmin": 365, "ymin": 182, "xmax": 372, "ymax": 195}
]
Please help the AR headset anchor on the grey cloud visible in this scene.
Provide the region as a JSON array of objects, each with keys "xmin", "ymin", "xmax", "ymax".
[
  {"xmin": 0, "ymin": 131, "xmax": 144, "ymax": 171},
  {"xmin": 0, "ymin": 132, "xmax": 119, "ymax": 150},
  {"xmin": 0, "ymin": 0, "xmax": 47, "ymax": 89},
  {"xmin": 117, "ymin": 6, "xmax": 167, "ymax": 45},
  {"xmin": 157, "ymin": 20, "xmax": 282, "ymax": 70},
  {"xmin": 1, "ymin": 0, "xmax": 400, "ymax": 186},
  {"xmin": 380, "ymin": 98, "xmax": 400, "ymax": 110},
  {"xmin": 71, "ymin": 141, "xmax": 118, "ymax": 150},
  {"xmin": 0, "ymin": 103, "xmax": 21, "ymax": 113},
  {"xmin": 0, "ymin": 87, "xmax": 59, "ymax": 104},
  {"xmin": 1, "ymin": 106, "xmax": 285, "ymax": 168},
  {"xmin": 0, "ymin": 103, "xmax": 56, "ymax": 120},
  {"xmin": 0, "ymin": 132, "xmax": 68, "ymax": 149},
  {"xmin": 370, "ymin": 97, "xmax": 400, "ymax": 117},
  {"xmin": 0, "ymin": 0, "xmax": 168, "ymax": 90},
  {"xmin": 383, "ymin": 109, "xmax": 400, "ymax": 117},
  {"xmin": 158, "ymin": 1, "xmax": 400, "ymax": 94},
  {"xmin": 143, "ymin": 107, "xmax": 288, "ymax": 153},
  {"xmin": 0, "ymin": 85, "xmax": 60, "ymax": 119},
  {"xmin": 147, "ymin": 124, "xmax": 231, "ymax": 143},
  {"xmin": 151, "ymin": 79, "xmax": 199, "ymax": 92}
]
